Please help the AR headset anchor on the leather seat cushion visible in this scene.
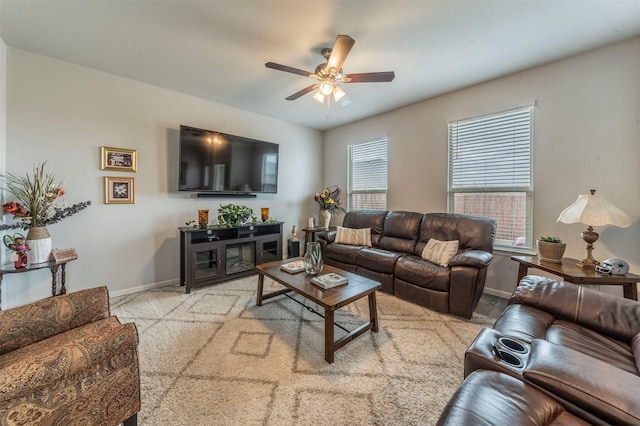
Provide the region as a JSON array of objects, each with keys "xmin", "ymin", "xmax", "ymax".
[
  {"xmin": 324, "ymin": 243, "xmax": 363, "ymax": 265},
  {"xmin": 437, "ymin": 370, "xmax": 590, "ymax": 426},
  {"xmin": 494, "ymin": 305, "xmax": 637, "ymax": 374},
  {"xmin": 356, "ymin": 247, "xmax": 402, "ymax": 274},
  {"xmin": 394, "ymin": 256, "xmax": 450, "ymax": 292}
]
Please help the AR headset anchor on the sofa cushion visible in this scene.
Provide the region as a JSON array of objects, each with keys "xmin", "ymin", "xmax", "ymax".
[
  {"xmin": 633, "ymin": 332, "xmax": 640, "ymax": 373},
  {"xmin": 356, "ymin": 247, "xmax": 402, "ymax": 274},
  {"xmin": 342, "ymin": 210, "xmax": 388, "ymax": 246},
  {"xmin": 416, "ymin": 213, "xmax": 496, "ymax": 256},
  {"xmin": 377, "ymin": 211, "xmax": 422, "ymax": 253},
  {"xmin": 421, "ymin": 238, "xmax": 459, "ymax": 267},
  {"xmin": 394, "ymin": 256, "xmax": 450, "ymax": 292},
  {"xmin": 437, "ymin": 370, "xmax": 590, "ymax": 426},
  {"xmin": 335, "ymin": 226, "xmax": 372, "ymax": 246}
]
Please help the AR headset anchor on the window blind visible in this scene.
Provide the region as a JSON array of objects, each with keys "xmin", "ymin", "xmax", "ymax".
[
  {"xmin": 348, "ymin": 137, "xmax": 388, "ymax": 210},
  {"xmin": 448, "ymin": 107, "xmax": 533, "ymax": 249}
]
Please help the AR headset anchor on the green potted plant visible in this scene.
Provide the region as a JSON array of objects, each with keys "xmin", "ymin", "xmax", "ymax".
[
  {"xmin": 217, "ymin": 204, "xmax": 256, "ymax": 227},
  {"xmin": 536, "ymin": 236, "xmax": 566, "ymax": 263}
]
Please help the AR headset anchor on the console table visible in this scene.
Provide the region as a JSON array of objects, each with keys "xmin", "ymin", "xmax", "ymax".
[
  {"xmin": 511, "ymin": 255, "xmax": 640, "ymax": 301},
  {"xmin": 0, "ymin": 259, "xmax": 75, "ymax": 309},
  {"xmin": 302, "ymin": 226, "xmax": 335, "ymax": 252}
]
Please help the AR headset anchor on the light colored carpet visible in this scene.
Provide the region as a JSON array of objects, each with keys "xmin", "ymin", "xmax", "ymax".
[{"xmin": 111, "ymin": 276, "xmax": 493, "ymax": 425}]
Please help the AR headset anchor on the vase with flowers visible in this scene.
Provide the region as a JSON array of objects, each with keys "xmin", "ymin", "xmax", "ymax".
[
  {"xmin": 1, "ymin": 162, "xmax": 91, "ymax": 264},
  {"xmin": 313, "ymin": 185, "xmax": 345, "ymax": 229}
]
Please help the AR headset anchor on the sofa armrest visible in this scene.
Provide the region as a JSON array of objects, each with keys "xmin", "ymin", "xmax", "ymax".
[
  {"xmin": 511, "ymin": 276, "xmax": 640, "ymax": 342},
  {"xmin": 317, "ymin": 230, "xmax": 336, "ymax": 243},
  {"xmin": 449, "ymin": 250, "xmax": 493, "ymax": 268},
  {"xmin": 0, "ymin": 286, "xmax": 111, "ymax": 355},
  {"xmin": 0, "ymin": 317, "xmax": 138, "ymax": 403},
  {"xmin": 524, "ymin": 339, "xmax": 640, "ymax": 425}
]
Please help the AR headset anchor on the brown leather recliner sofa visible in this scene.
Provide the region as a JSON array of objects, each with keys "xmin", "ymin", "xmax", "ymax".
[
  {"xmin": 317, "ymin": 210, "xmax": 497, "ymax": 318},
  {"xmin": 438, "ymin": 275, "xmax": 640, "ymax": 425}
]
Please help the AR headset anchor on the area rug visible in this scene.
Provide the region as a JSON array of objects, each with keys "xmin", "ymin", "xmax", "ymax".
[{"xmin": 111, "ymin": 276, "xmax": 494, "ymax": 425}]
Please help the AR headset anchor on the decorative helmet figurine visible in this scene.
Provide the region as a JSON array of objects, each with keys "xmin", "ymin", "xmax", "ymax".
[{"xmin": 595, "ymin": 258, "xmax": 629, "ymax": 275}]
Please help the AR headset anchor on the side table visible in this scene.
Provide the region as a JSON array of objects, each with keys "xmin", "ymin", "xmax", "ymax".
[
  {"xmin": 511, "ymin": 255, "xmax": 640, "ymax": 301},
  {"xmin": 0, "ymin": 259, "xmax": 75, "ymax": 309}
]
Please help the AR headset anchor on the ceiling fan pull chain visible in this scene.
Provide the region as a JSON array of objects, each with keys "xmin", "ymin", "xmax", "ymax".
[{"xmin": 326, "ymin": 95, "xmax": 331, "ymax": 119}]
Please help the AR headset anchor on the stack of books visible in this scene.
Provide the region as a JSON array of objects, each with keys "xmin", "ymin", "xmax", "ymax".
[{"xmin": 311, "ymin": 272, "xmax": 348, "ymax": 289}]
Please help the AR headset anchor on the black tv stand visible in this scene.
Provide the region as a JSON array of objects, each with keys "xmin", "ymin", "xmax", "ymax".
[{"xmin": 179, "ymin": 222, "xmax": 282, "ymax": 293}]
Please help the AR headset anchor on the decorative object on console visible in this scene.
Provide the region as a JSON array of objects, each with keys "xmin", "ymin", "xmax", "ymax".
[
  {"xmin": 557, "ymin": 189, "xmax": 630, "ymax": 267},
  {"xmin": 100, "ymin": 146, "xmax": 137, "ymax": 172},
  {"xmin": 304, "ymin": 241, "xmax": 323, "ymax": 275},
  {"xmin": 261, "ymin": 207, "xmax": 269, "ymax": 222},
  {"xmin": 595, "ymin": 258, "xmax": 630, "ymax": 275},
  {"xmin": 1, "ymin": 162, "xmax": 91, "ymax": 264},
  {"xmin": 536, "ymin": 236, "xmax": 566, "ymax": 263},
  {"xmin": 197, "ymin": 209, "xmax": 209, "ymax": 228},
  {"xmin": 217, "ymin": 204, "xmax": 256, "ymax": 227},
  {"xmin": 3, "ymin": 233, "xmax": 29, "ymax": 269},
  {"xmin": 51, "ymin": 248, "xmax": 78, "ymax": 263}
]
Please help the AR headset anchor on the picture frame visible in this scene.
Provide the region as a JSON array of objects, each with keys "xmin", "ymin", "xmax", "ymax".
[
  {"xmin": 104, "ymin": 176, "xmax": 135, "ymax": 204},
  {"xmin": 52, "ymin": 248, "xmax": 78, "ymax": 263},
  {"xmin": 101, "ymin": 146, "xmax": 137, "ymax": 172}
]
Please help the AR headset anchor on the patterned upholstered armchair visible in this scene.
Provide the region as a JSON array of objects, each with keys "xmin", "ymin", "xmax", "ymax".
[{"xmin": 0, "ymin": 286, "xmax": 140, "ymax": 425}]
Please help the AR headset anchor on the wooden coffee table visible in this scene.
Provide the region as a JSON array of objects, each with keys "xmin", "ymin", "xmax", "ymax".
[{"xmin": 256, "ymin": 258, "xmax": 381, "ymax": 363}]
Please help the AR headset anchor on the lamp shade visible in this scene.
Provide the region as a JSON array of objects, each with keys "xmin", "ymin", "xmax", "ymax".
[{"xmin": 557, "ymin": 191, "xmax": 630, "ymax": 228}]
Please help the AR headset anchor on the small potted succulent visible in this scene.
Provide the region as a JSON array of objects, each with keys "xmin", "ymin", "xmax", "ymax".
[{"xmin": 536, "ymin": 236, "xmax": 566, "ymax": 263}]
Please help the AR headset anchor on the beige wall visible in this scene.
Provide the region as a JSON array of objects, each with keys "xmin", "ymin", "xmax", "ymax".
[
  {"xmin": 2, "ymin": 48, "xmax": 322, "ymax": 308},
  {"xmin": 324, "ymin": 38, "xmax": 640, "ymax": 298}
]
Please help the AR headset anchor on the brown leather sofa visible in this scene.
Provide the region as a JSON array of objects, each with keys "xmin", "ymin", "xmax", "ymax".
[
  {"xmin": 0, "ymin": 287, "xmax": 140, "ymax": 425},
  {"xmin": 317, "ymin": 210, "xmax": 496, "ymax": 318},
  {"xmin": 438, "ymin": 275, "xmax": 640, "ymax": 425}
]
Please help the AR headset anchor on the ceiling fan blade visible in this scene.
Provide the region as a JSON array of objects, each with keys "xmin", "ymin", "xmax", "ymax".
[
  {"xmin": 343, "ymin": 71, "xmax": 396, "ymax": 83},
  {"xmin": 326, "ymin": 35, "xmax": 355, "ymax": 73},
  {"xmin": 285, "ymin": 84, "xmax": 318, "ymax": 101},
  {"xmin": 265, "ymin": 62, "xmax": 313, "ymax": 78}
]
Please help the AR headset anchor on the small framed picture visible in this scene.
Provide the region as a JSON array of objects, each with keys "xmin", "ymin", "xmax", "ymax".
[
  {"xmin": 105, "ymin": 176, "xmax": 135, "ymax": 204},
  {"xmin": 101, "ymin": 146, "xmax": 137, "ymax": 172}
]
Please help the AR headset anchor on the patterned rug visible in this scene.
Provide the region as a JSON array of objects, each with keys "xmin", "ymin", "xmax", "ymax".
[{"xmin": 111, "ymin": 276, "xmax": 493, "ymax": 425}]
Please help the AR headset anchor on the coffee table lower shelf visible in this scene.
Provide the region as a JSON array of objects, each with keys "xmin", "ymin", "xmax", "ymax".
[{"xmin": 256, "ymin": 259, "xmax": 381, "ymax": 363}]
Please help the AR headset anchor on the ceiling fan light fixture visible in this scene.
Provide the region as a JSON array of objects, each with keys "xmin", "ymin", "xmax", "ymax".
[
  {"xmin": 332, "ymin": 86, "xmax": 346, "ymax": 102},
  {"xmin": 312, "ymin": 90, "xmax": 325, "ymax": 103},
  {"xmin": 319, "ymin": 79, "xmax": 334, "ymax": 96}
]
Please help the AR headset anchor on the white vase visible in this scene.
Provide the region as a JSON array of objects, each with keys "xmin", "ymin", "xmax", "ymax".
[
  {"xmin": 26, "ymin": 226, "xmax": 52, "ymax": 264},
  {"xmin": 319, "ymin": 210, "xmax": 331, "ymax": 229}
]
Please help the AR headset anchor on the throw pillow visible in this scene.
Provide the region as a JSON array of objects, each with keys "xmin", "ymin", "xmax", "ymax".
[
  {"xmin": 335, "ymin": 226, "xmax": 372, "ymax": 246},
  {"xmin": 422, "ymin": 238, "xmax": 459, "ymax": 267}
]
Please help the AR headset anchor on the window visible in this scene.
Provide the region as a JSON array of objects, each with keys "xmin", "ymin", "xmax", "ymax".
[
  {"xmin": 447, "ymin": 107, "xmax": 533, "ymax": 250},
  {"xmin": 347, "ymin": 137, "xmax": 388, "ymax": 210}
]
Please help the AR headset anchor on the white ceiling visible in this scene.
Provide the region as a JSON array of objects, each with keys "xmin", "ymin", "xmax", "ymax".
[{"xmin": 1, "ymin": 0, "xmax": 640, "ymax": 131}]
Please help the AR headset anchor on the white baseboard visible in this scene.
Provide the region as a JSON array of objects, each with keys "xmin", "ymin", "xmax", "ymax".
[
  {"xmin": 483, "ymin": 287, "xmax": 511, "ymax": 299},
  {"xmin": 109, "ymin": 278, "xmax": 179, "ymax": 298}
]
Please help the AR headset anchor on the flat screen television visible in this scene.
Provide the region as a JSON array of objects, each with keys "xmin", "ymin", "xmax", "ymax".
[{"xmin": 179, "ymin": 125, "xmax": 279, "ymax": 194}]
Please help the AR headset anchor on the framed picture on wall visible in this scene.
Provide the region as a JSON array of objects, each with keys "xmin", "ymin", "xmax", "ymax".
[
  {"xmin": 104, "ymin": 176, "xmax": 135, "ymax": 204},
  {"xmin": 101, "ymin": 146, "xmax": 137, "ymax": 172}
]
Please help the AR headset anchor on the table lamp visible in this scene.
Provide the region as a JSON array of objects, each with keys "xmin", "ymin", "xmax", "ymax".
[{"xmin": 557, "ymin": 189, "xmax": 630, "ymax": 267}]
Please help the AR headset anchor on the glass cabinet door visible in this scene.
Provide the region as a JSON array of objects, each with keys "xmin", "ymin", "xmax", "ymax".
[
  {"xmin": 258, "ymin": 236, "xmax": 281, "ymax": 264},
  {"xmin": 190, "ymin": 242, "xmax": 221, "ymax": 283}
]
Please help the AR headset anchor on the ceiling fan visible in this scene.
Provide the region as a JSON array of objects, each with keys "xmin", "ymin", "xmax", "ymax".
[{"xmin": 265, "ymin": 35, "xmax": 395, "ymax": 105}]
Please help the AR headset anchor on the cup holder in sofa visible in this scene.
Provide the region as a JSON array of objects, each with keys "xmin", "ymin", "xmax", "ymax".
[
  {"xmin": 497, "ymin": 337, "xmax": 529, "ymax": 355},
  {"xmin": 492, "ymin": 346, "xmax": 524, "ymax": 368}
]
